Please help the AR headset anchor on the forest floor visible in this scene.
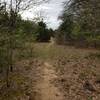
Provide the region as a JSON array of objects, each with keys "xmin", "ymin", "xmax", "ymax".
[
  {"xmin": 25, "ymin": 42, "xmax": 100, "ymax": 100},
  {"xmin": 1, "ymin": 42, "xmax": 100, "ymax": 100}
]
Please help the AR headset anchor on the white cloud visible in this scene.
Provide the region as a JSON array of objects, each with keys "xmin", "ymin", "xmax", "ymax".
[{"xmin": 21, "ymin": 0, "xmax": 66, "ymax": 29}]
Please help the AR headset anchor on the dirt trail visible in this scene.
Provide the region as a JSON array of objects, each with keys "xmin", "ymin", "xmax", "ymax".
[{"xmin": 35, "ymin": 62, "xmax": 64, "ymax": 100}]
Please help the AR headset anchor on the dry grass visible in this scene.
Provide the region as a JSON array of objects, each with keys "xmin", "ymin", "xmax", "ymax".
[
  {"xmin": 32, "ymin": 42, "xmax": 100, "ymax": 100},
  {"xmin": 0, "ymin": 42, "xmax": 100, "ymax": 100}
]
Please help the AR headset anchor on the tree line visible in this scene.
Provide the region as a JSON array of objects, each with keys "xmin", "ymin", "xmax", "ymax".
[
  {"xmin": 55, "ymin": 0, "xmax": 100, "ymax": 48},
  {"xmin": 0, "ymin": 0, "xmax": 52, "ymax": 99}
]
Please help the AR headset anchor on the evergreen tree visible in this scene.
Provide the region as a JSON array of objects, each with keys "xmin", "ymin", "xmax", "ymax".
[{"xmin": 36, "ymin": 21, "xmax": 51, "ymax": 42}]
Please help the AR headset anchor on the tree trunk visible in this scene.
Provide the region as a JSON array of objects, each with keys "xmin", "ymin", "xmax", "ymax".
[{"xmin": 6, "ymin": 66, "xmax": 10, "ymax": 88}]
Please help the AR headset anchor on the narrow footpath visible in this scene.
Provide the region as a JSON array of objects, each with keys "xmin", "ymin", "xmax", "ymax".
[{"xmin": 35, "ymin": 62, "xmax": 64, "ymax": 100}]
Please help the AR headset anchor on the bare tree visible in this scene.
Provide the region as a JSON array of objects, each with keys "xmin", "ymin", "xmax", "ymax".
[{"xmin": 0, "ymin": 0, "xmax": 50, "ymax": 88}]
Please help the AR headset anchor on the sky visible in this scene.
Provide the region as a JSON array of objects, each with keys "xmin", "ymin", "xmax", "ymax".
[{"xmin": 21, "ymin": 0, "xmax": 67, "ymax": 30}]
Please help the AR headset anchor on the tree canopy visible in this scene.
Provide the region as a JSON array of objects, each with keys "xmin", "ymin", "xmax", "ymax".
[{"xmin": 55, "ymin": 0, "xmax": 100, "ymax": 47}]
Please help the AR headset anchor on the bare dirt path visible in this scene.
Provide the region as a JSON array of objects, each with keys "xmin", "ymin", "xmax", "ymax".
[
  {"xmin": 35, "ymin": 62, "xmax": 64, "ymax": 100},
  {"xmin": 28, "ymin": 43, "xmax": 100, "ymax": 100}
]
